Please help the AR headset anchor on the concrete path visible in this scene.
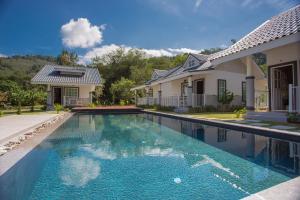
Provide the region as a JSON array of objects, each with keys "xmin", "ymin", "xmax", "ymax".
[{"xmin": 0, "ymin": 113, "xmax": 58, "ymax": 144}]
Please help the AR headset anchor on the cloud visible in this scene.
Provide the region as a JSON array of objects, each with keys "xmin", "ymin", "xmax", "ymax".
[
  {"xmin": 78, "ymin": 44, "xmax": 203, "ymax": 65},
  {"xmin": 194, "ymin": 0, "xmax": 203, "ymax": 8},
  {"xmin": 0, "ymin": 53, "xmax": 7, "ymax": 58},
  {"xmin": 59, "ymin": 156, "xmax": 100, "ymax": 187},
  {"xmin": 61, "ymin": 18, "xmax": 104, "ymax": 48}
]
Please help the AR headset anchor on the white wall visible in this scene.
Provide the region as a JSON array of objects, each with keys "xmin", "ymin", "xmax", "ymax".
[
  {"xmin": 79, "ymin": 85, "xmax": 95, "ymax": 98},
  {"xmin": 265, "ymin": 42, "xmax": 300, "ymax": 85}
]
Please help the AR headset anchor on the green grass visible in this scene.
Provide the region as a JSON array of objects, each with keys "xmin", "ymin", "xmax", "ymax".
[
  {"xmin": 188, "ymin": 112, "xmax": 239, "ymax": 120},
  {"xmin": 0, "ymin": 106, "xmax": 56, "ymax": 116}
]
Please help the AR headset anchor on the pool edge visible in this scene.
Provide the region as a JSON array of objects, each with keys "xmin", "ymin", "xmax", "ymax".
[{"xmin": 0, "ymin": 112, "xmax": 74, "ymax": 176}]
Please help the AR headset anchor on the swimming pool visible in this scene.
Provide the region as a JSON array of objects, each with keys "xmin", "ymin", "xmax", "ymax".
[{"xmin": 0, "ymin": 113, "xmax": 299, "ymax": 199}]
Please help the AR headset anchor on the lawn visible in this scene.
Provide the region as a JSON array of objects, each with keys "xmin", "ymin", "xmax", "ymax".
[{"xmin": 188, "ymin": 112, "xmax": 239, "ymax": 120}]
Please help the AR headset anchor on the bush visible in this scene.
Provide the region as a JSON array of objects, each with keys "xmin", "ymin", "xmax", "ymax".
[
  {"xmin": 88, "ymin": 103, "xmax": 96, "ymax": 108},
  {"xmin": 54, "ymin": 104, "xmax": 63, "ymax": 114},
  {"xmin": 0, "ymin": 110, "xmax": 3, "ymax": 117},
  {"xmin": 234, "ymin": 107, "xmax": 247, "ymax": 118},
  {"xmin": 287, "ymin": 113, "xmax": 300, "ymax": 123}
]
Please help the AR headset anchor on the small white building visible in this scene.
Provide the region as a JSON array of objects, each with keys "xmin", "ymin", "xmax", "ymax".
[
  {"xmin": 132, "ymin": 53, "xmax": 266, "ymax": 109},
  {"xmin": 133, "ymin": 5, "xmax": 300, "ymax": 121},
  {"xmin": 31, "ymin": 64, "xmax": 101, "ymax": 108}
]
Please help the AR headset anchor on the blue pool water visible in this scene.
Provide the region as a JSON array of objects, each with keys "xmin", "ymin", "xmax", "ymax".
[{"xmin": 0, "ymin": 113, "xmax": 299, "ymax": 200}]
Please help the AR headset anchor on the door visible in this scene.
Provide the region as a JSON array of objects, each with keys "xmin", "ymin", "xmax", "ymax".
[
  {"xmin": 196, "ymin": 80, "xmax": 204, "ymax": 94},
  {"xmin": 193, "ymin": 80, "xmax": 204, "ymax": 106},
  {"xmin": 271, "ymin": 65, "xmax": 294, "ymax": 111},
  {"xmin": 53, "ymin": 87, "xmax": 62, "ymax": 105}
]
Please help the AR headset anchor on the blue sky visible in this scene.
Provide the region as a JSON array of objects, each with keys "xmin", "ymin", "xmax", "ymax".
[{"xmin": 0, "ymin": 0, "xmax": 298, "ymax": 62}]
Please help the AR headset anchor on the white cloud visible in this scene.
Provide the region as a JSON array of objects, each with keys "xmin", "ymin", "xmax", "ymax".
[
  {"xmin": 78, "ymin": 44, "xmax": 203, "ymax": 65},
  {"xmin": 61, "ymin": 18, "xmax": 104, "ymax": 48},
  {"xmin": 59, "ymin": 156, "xmax": 100, "ymax": 187},
  {"xmin": 0, "ymin": 53, "xmax": 7, "ymax": 58},
  {"xmin": 194, "ymin": 0, "xmax": 203, "ymax": 8}
]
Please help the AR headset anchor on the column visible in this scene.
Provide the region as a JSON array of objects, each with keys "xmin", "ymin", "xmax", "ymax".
[
  {"xmin": 134, "ymin": 90, "xmax": 138, "ymax": 105},
  {"xmin": 246, "ymin": 56, "xmax": 255, "ymax": 111},
  {"xmin": 158, "ymin": 83, "xmax": 162, "ymax": 105},
  {"xmin": 186, "ymin": 76, "xmax": 193, "ymax": 107},
  {"xmin": 46, "ymin": 85, "xmax": 52, "ymax": 109}
]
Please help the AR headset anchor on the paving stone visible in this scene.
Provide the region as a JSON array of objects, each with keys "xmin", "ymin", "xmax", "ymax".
[{"xmin": 270, "ymin": 125, "xmax": 296, "ymax": 130}]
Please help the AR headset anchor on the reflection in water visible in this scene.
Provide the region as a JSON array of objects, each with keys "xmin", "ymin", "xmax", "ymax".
[
  {"xmin": 59, "ymin": 156, "xmax": 100, "ymax": 187},
  {"xmin": 143, "ymin": 113, "xmax": 300, "ymax": 176},
  {"xmin": 1, "ymin": 113, "xmax": 300, "ymax": 200}
]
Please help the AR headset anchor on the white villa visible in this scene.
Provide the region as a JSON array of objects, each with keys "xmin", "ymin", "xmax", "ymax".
[
  {"xmin": 133, "ymin": 5, "xmax": 300, "ymax": 121},
  {"xmin": 31, "ymin": 64, "xmax": 101, "ymax": 108}
]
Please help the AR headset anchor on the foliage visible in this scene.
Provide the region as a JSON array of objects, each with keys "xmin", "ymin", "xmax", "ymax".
[
  {"xmin": 287, "ymin": 113, "xmax": 300, "ymax": 123},
  {"xmin": 234, "ymin": 107, "xmax": 247, "ymax": 118},
  {"xmin": 110, "ymin": 77, "xmax": 135, "ymax": 104},
  {"xmin": 218, "ymin": 90, "xmax": 234, "ymax": 105},
  {"xmin": 54, "ymin": 103, "xmax": 63, "ymax": 114},
  {"xmin": 88, "ymin": 103, "xmax": 96, "ymax": 108},
  {"xmin": 10, "ymin": 86, "xmax": 27, "ymax": 114},
  {"xmin": 26, "ymin": 89, "xmax": 47, "ymax": 112},
  {"xmin": 0, "ymin": 110, "xmax": 3, "ymax": 117},
  {"xmin": 0, "ymin": 55, "xmax": 55, "ymax": 88},
  {"xmin": 57, "ymin": 50, "xmax": 79, "ymax": 66}
]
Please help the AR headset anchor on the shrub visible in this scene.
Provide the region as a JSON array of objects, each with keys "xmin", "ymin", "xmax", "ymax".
[
  {"xmin": 54, "ymin": 104, "xmax": 63, "ymax": 114},
  {"xmin": 88, "ymin": 103, "xmax": 96, "ymax": 108},
  {"xmin": 287, "ymin": 113, "xmax": 300, "ymax": 123},
  {"xmin": 0, "ymin": 110, "xmax": 3, "ymax": 117},
  {"xmin": 234, "ymin": 107, "xmax": 247, "ymax": 118}
]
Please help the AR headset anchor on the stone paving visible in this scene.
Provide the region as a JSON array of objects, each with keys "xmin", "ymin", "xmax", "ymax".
[{"xmin": 0, "ymin": 113, "xmax": 58, "ymax": 144}]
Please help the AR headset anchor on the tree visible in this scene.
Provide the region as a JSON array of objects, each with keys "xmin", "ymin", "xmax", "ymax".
[
  {"xmin": 201, "ymin": 48, "xmax": 224, "ymax": 55},
  {"xmin": 11, "ymin": 86, "xmax": 26, "ymax": 114},
  {"xmin": 110, "ymin": 78, "xmax": 135, "ymax": 104},
  {"xmin": 218, "ymin": 90, "xmax": 234, "ymax": 112},
  {"xmin": 26, "ymin": 89, "xmax": 46, "ymax": 112},
  {"xmin": 57, "ymin": 50, "xmax": 78, "ymax": 66}
]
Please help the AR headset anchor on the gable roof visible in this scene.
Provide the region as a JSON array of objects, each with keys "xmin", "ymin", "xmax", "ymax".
[
  {"xmin": 209, "ymin": 5, "xmax": 300, "ymax": 61},
  {"xmin": 31, "ymin": 64, "xmax": 101, "ymax": 85}
]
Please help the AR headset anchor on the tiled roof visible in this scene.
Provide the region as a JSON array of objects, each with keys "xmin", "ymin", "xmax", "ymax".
[
  {"xmin": 31, "ymin": 64, "xmax": 101, "ymax": 85},
  {"xmin": 209, "ymin": 5, "xmax": 300, "ymax": 60}
]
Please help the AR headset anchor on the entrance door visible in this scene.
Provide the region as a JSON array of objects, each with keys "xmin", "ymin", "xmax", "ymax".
[
  {"xmin": 195, "ymin": 80, "xmax": 204, "ymax": 94},
  {"xmin": 271, "ymin": 65, "xmax": 294, "ymax": 111},
  {"xmin": 53, "ymin": 87, "xmax": 62, "ymax": 105}
]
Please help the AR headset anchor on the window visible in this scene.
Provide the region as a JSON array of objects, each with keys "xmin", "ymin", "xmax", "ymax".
[
  {"xmin": 242, "ymin": 81, "xmax": 246, "ymax": 102},
  {"xmin": 217, "ymin": 128, "xmax": 227, "ymax": 142},
  {"xmin": 218, "ymin": 79, "xmax": 226, "ymax": 101},
  {"xmin": 188, "ymin": 59, "xmax": 195, "ymax": 67},
  {"xmin": 64, "ymin": 87, "xmax": 78, "ymax": 97}
]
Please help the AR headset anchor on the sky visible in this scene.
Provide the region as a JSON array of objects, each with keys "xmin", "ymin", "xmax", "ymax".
[{"xmin": 0, "ymin": 0, "xmax": 299, "ymax": 64}]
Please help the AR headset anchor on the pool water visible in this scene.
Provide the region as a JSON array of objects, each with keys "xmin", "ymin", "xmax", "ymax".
[{"xmin": 0, "ymin": 113, "xmax": 299, "ymax": 200}]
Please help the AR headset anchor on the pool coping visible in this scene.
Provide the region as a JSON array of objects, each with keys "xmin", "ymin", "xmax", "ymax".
[
  {"xmin": 0, "ymin": 114, "xmax": 59, "ymax": 145},
  {"xmin": 0, "ymin": 112, "xmax": 74, "ymax": 176},
  {"xmin": 142, "ymin": 110, "xmax": 300, "ymax": 142},
  {"xmin": 143, "ymin": 110, "xmax": 300, "ymax": 199}
]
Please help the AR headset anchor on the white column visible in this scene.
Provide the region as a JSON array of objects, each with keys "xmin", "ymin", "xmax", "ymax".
[
  {"xmin": 246, "ymin": 56, "xmax": 255, "ymax": 111},
  {"xmin": 186, "ymin": 76, "xmax": 193, "ymax": 107},
  {"xmin": 289, "ymin": 84, "xmax": 293, "ymax": 112},
  {"xmin": 46, "ymin": 84, "xmax": 52, "ymax": 109}
]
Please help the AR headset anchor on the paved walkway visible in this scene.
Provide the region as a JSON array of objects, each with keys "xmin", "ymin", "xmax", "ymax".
[{"xmin": 0, "ymin": 113, "xmax": 58, "ymax": 144}]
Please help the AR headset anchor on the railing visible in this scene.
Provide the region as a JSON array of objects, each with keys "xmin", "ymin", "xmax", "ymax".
[
  {"xmin": 64, "ymin": 96, "xmax": 91, "ymax": 106},
  {"xmin": 255, "ymin": 90, "xmax": 269, "ymax": 111},
  {"xmin": 192, "ymin": 94, "xmax": 205, "ymax": 107},
  {"xmin": 289, "ymin": 84, "xmax": 300, "ymax": 113},
  {"xmin": 137, "ymin": 96, "xmax": 188, "ymax": 107}
]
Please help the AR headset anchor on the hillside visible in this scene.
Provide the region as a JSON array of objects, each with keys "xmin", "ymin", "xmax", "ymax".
[{"xmin": 0, "ymin": 55, "xmax": 56, "ymax": 88}]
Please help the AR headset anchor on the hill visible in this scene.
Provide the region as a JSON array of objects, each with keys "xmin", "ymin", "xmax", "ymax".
[{"xmin": 0, "ymin": 55, "xmax": 56, "ymax": 88}]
